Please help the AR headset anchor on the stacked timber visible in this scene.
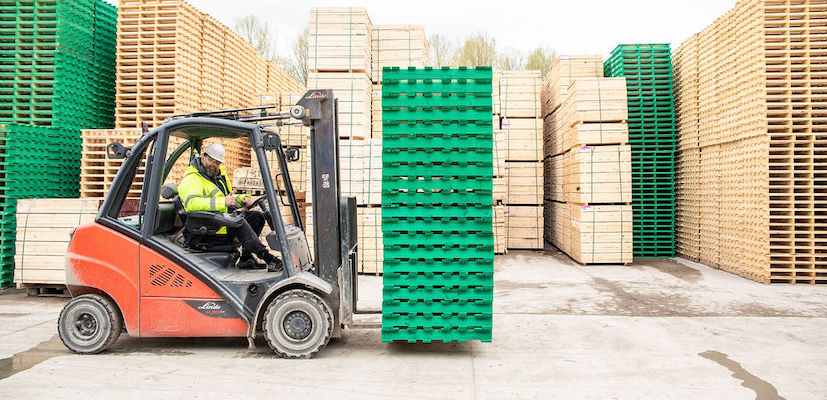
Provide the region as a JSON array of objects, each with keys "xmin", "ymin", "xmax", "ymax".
[
  {"xmin": 110, "ymin": 0, "xmax": 303, "ymax": 194},
  {"xmin": 307, "ymin": 72, "xmax": 372, "ymax": 139},
  {"xmin": 542, "ymin": 66, "xmax": 632, "ymax": 264},
  {"xmin": 673, "ymin": 0, "xmax": 826, "ymax": 284},
  {"xmin": 369, "ymin": 25, "xmax": 430, "ymax": 139},
  {"xmin": 304, "ymin": 138, "xmax": 383, "ymax": 272},
  {"xmin": 13, "ymin": 199, "xmax": 99, "ymax": 287},
  {"xmin": 494, "ymin": 71, "xmax": 544, "ymax": 250},
  {"xmin": 308, "ymin": 7, "xmax": 372, "ymax": 72},
  {"xmin": 371, "ymin": 25, "xmax": 430, "ymax": 82}
]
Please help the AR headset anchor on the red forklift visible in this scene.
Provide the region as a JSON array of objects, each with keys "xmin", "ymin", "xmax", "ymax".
[{"xmin": 57, "ymin": 90, "xmax": 373, "ymax": 358}]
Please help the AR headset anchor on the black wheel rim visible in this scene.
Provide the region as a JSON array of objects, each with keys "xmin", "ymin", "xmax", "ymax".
[
  {"xmin": 75, "ymin": 312, "xmax": 98, "ymax": 337},
  {"xmin": 283, "ymin": 310, "xmax": 313, "ymax": 340}
]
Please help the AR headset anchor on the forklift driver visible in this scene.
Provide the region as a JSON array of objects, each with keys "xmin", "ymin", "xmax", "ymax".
[{"xmin": 177, "ymin": 143, "xmax": 283, "ymax": 272}]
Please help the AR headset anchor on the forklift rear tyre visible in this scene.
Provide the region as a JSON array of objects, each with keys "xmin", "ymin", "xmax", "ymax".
[
  {"xmin": 58, "ymin": 294, "xmax": 123, "ymax": 354},
  {"xmin": 263, "ymin": 289, "xmax": 333, "ymax": 358}
]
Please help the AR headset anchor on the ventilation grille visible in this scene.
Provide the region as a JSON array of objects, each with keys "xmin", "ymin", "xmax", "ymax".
[{"xmin": 149, "ymin": 264, "xmax": 193, "ymax": 288}]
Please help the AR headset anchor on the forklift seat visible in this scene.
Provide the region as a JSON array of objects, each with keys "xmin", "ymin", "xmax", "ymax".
[{"xmin": 160, "ymin": 183, "xmax": 240, "ymax": 253}]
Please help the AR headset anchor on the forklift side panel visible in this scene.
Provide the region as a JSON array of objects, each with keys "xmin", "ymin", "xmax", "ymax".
[
  {"xmin": 137, "ymin": 245, "xmax": 248, "ymax": 337},
  {"xmin": 138, "ymin": 245, "xmax": 223, "ymax": 299},
  {"xmin": 139, "ymin": 298, "xmax": 248, "ymax": 337},
  {"xmin": 65, "ymin": 223, "xmax": 141, "ymax": 335}
]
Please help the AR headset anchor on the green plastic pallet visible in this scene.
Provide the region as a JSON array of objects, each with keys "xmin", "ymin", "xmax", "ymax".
[
  {"xmin": 381, "ymin": 66, "xmax": 494, "ymax": 343},
  {"xmin": 606, "ymin": 44, "xmax": 676, "ymax": 257}
]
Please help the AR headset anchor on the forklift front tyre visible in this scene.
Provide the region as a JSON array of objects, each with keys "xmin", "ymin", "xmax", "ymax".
[
  {"xmin": 57, "ymin": 294, "xmax": 123, "ymax": 354},
  {"xmin": 263, "ymin": 289, "xmax": 333, "ymax": 358}
]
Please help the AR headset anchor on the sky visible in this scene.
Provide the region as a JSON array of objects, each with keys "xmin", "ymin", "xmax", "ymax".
[{"xmin": 109, "ymin": 0, "xmax": 740, "ymax": 59}]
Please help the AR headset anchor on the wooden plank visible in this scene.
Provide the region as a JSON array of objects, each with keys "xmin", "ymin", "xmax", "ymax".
[
  {"xmin": 504, "ymin": 161, "xmax": 542, "ymax": 205},
  {"xmin": 563, "ymin": 145, "xmax": 632, "ymax": 204},
  {"xmin": 541, "ymin": 55, "xmax": 604, "ymax": 117},
  {"xmin": 14, "ymin": 199, "xmax": 101, "ymax": 286},
  {"xmin": 505, "ymin": 205, "xmax": 543, "ymax": 249}
]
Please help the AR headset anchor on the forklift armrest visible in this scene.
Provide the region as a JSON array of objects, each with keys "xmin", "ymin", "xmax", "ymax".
[{"xmin": 185, "ymin": 211, "xmax": 245, "ymax": 235}]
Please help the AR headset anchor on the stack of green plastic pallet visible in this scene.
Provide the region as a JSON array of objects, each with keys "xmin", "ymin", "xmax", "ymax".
[
  {"xmin": 0, "ymin": 0, "xmax": 117, "ymax": 288},
  {"xmin": 604, "ymin": 44, "xmax": 676, "ymax": 257},
  {"xmin": 381, "ymin": 66, "xmax": 494, "ymax": 343}
]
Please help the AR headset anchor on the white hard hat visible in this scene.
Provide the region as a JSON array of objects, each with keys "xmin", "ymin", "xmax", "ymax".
[{"xmin": 204, "ymin": 143, "xmax": 226, "ymax": 163}]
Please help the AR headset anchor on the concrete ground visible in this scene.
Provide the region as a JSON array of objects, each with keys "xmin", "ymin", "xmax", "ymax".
[{"xmin": 1, "ymin": 251, "xmax": 826, "ymax": 399}]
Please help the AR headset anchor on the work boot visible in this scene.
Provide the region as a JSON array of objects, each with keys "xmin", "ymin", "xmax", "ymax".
[
  {"xmin": 258, "ymin": 251, "xmax": 283, "ymax": 273},
  {"xmin": 237, "ymin": 250, "xmax": 265, "ymax": 269}
]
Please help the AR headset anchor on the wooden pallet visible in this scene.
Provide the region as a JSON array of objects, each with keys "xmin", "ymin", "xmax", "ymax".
[
  {"xmin": 672, "ymin": 0, "xmax": 827, "ymax": 284},
  {"xmin": 558, "ymin": 78, "xmax": 628, "ymax": 126},
  {"xmin": 115, "ymin": 0, "xmax": 303, "ymax": 130},
  {"xmin": 308, "ymin": 72, "xmax": 372, "ymax": 139},
  {"xmin": 493, "ymin": 205, "xmax": 507, "ymax": 254}
]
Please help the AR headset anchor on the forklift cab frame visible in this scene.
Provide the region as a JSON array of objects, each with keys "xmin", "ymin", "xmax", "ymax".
[{"xmin": 59, "ymin": 90, "xmax": 359, "ymax": 358}]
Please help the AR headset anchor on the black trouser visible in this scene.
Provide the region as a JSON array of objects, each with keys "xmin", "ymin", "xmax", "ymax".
[{"xmin": 226, "ymin": 211, "xmax": 269, "ymax": 260}]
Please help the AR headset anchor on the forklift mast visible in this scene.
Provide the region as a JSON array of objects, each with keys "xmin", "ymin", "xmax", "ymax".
[{"xmin": 295, "ymin": 89, "xmax": 357, "ymax": 325}]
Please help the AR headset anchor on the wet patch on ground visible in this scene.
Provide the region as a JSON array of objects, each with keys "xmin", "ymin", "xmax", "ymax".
[
  {"xmin": 0, "ymin": 335, "xmax": 66, "ymax": 381},
  {"xmin": 635, "ymin": 258, "xmax": 704, "ymax": 284},
  {"xmin": 700, "ymin": 350, "xmax": 786, "ymax": 400}
]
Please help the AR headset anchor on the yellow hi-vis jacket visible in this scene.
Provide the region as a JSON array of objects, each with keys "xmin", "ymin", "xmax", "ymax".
[{"xmin": 178, "ymin": 159, "xmax": 251, "ymax": 234}]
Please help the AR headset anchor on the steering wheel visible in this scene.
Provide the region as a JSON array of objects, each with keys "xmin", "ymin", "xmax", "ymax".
[{"xmin": 247, "ymin": 195, "xmax": 269, "ymax": 212}]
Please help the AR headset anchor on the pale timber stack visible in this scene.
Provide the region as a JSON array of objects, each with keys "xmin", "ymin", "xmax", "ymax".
[
  {"xmin": 672, "ymin": 0, "xmax": 827, "ymax": 284},
  {"xmin": 14, "ymin": 199, "xmax": 99, "ymax": 287},
  {"xmin": 370, "ymin": 25, "xmax": 431, "ymax": 139},
  {"xmin": 494, "ymin": 71, "xmax": 544, "ymax": 250},
  {"xmin": 542, "ymin": 56, "xmax": 633, "ymax": 264},
  {"xmin": 88, "ymin": 0, "xmax": 303, "ymax": 199},
  {"xmin": 113, "ymin": 0, "xmax": 303, "ymax": 187}
]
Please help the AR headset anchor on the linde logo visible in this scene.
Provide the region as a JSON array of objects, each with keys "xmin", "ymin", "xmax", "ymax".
[
  {"xmin": 306, "ymin": 91, "xmax": 327, "ymax": 99},
  {"xmin": 197, "ymin": 302, "xmax": 221, "ymax": 310}
]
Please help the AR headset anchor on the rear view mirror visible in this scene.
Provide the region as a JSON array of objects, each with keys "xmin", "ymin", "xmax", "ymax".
[
  {"xmin": 262, "ymin": 133, "xmax": 280, "ymax": 151},
  {"xmin": 285, "ymin": 146, "xmax": 301, "ymax": 162},
  {"xmin": 107, "ymin": 142, "xmax": 131, "ymax": 159}
]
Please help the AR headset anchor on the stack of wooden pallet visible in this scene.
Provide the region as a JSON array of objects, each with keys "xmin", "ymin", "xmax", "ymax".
[
  {"xmin": 493, "ymin": 71, "xmax": 544, "ymax": 250},
  {"xmin": 14, "ymin": 199, "xmax": 99, "ymax": 287},
  {"xmin": 673, "ymin": 0, "xmax": 826, "ymax": 284},
  {"xmin": 673, "ymin": 35, "xmax": 701, "ymax": 263},
  {"xmin": 79, "ymin": 129, "xmax": 243, "ymax": 199},
  {"xmin": 91, "ymin": 0, "xmax": 303, "ymax": 199},
  {"xmin": 369, "ymin": 25, "xmax": 430, "ymax": 139},
  {"xmin": 80, "ymin": 129, "xmax": 144, "ymax": 199},
  {"xmin": 115, "ymin": 0, "xmax": 294, "ymax": 127},
  {"xmin": 542, "ymin": 58, "xmax": 633, "ymax": 264}
]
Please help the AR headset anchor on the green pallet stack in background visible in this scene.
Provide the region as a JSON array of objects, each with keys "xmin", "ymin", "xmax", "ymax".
[
  {"xmin": 381, "ymin": 66, "xmax": 494, "ymax": 343},
  {"xmin": 604, "ymin": 44, "xmax": 676, "ymax": 257},
  {"xmin": 0, "ymin": 0, "xmax": 117, "ymax": 288}
]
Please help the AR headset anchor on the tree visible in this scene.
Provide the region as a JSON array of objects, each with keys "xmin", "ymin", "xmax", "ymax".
[
  {"xmin": 233, "ymin": 15, "xmax": 278, "ymax": 60},
  {"xmin": 453, "ymin": 32, "xmax": 497, "ymax": 67},
  {"xmin": 496, "ymin": 47, "xmax": 525, "ymax": 71},
  {"xmin": 525, "ymin": 46, "xmax": 556, "ymax": 78},
  {"xmin": 277, "ymin": 28, "xmax": 308, "ymax": 86},
  {"xmin": 429, "ymin": 34, "xmax": 455, "ymax": 67}
]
